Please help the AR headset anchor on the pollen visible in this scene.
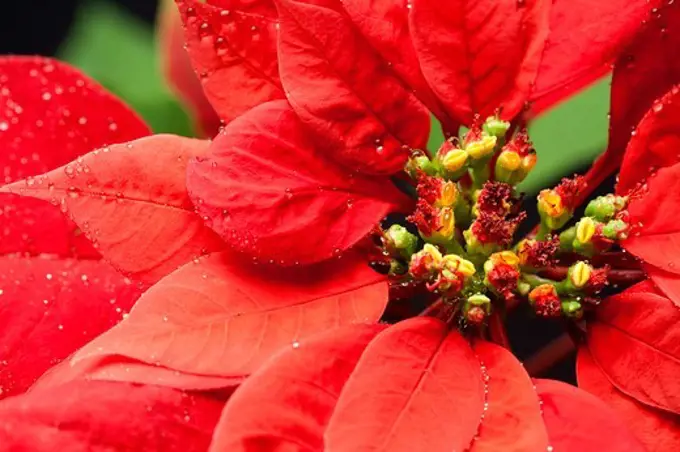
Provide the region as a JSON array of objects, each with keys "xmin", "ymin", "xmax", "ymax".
[{"xmin": 538, "ymin": 190, "xmax": 565, "ymax": 218}]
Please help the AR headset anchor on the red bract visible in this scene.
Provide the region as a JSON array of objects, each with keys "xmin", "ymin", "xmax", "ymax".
[
  {"xmin": 188, "ymin": 100, "xmax": 410, "ymax": 265},
  {"xmin": 176, "ymin": 0, "xmax": 284, "ymax": 126},
  {"xmin": 69, "ymin": 251, "xmax": 387, "ymax": 379},
  {"xmin": 587, "ymin": 0, "xmax": 679, "ymax": 195},
  {"xmin": 0, "ymin": 57, "xmax": 149, "ymax": 399},
  {"xmin": 2, "ymin": 134, "xmax": 225, "ymax": 285},
  {"xmin": 210, "ymin": 318, "xmax": 642, "ymax": 451},
  {"xmin": 159, "ymin": 0, "xmax": 222, "ymax": 136},
  {"xmin": 0, "ymin": 379, "xmax": 228, "ymax": 451}
]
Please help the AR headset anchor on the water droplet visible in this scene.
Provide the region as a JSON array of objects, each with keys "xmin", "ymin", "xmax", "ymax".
[{"xmin": 292, "ymin": 341, "xmax": 300, "ymax": 349}]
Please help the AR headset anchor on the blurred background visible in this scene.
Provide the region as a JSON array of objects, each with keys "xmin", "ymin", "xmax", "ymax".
[{"xmin": 1, "ymin": 0, "xmax": 613, "ymax": 194}]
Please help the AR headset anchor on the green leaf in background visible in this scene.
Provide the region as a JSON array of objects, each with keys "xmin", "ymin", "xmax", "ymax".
[
  {"xmin": 428, "ymin": 78, "xmax": 611, "ymax": 194},
  {"xmin": 58, "ymin": 0, "xmax": 195, "ymax": 137}
]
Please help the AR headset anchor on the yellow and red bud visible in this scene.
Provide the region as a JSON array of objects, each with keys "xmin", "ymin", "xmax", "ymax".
[
  {"xmin": 528, "ymin": 284, "xmax": 562, "ymax": 318},
  {"xmin": 464, "ymin": 293, "xmax": 492, "ymax": 324},
  {"xmin": 408, "ymin": 244, "xmax": 443, "ymax": 280}
]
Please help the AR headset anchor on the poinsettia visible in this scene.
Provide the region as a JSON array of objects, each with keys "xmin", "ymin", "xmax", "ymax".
[{"xmin": 0, "ymin": 0, "xmax": 676, "ymax": 450}]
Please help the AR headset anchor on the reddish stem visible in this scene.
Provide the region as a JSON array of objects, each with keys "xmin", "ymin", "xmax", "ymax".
[
  {"xmin": 524, "ymin": 334, "xmax": 576, "ymax": 376},
  {"xmin": 540, "ymin": 267, "xmax": 646, "ymax": 286}
]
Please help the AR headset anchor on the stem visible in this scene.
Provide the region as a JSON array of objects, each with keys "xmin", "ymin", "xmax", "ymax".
[
  {"xmin": 524, "ymin": 334, "xmax": 576, "ymax": 376},
  {"xmin": 540, "ymin": 267, "xmax": 646, "ymax": 286}
]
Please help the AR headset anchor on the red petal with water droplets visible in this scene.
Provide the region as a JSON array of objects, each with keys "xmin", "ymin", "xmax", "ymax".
[
  {"xmin": 324, "ymin": 317, "xmax": 485, "ymax": 451},
  {"xmin": 0, "ymin": 380, "xmax": 226, "ymax": 451},
  {"xmin": 535, "ymin": 379, "xmax": 645, "ymax": 451},
  {"xmin": 159, "ymin": 0, "xmax": 221, "ymax": 137},
  {"xmin": 275, "ymin": 0, "xmax": 430, "ymax": 175},
  {"xmin": 176, "ymin": 0, "xmax": 284, "ymax": 125},
  {"xmin": 33, "ymin": 355, "xmax": 241, "ymax": 392},
  {"xmin": 0, "ymin": 57, "xmax": 149, "ymax": 257},
  {"xmin": 72, "ymin": 251, "xmax": 388, "ymax": 378},
  {"xmin": 0, "ymin": 256, "xmax": 141, "ymax": 400},
  {"xmin": 2, "ymin": 135, "xmax": 225, "ymax": 285},
  {"xmin": 577, "ymin": 347, "xmax": 680, "ymax": 451},
  {"xmin": 646, "ymin": 264, "xmax": 680, "ymax": 308},
  {"xmin": 587, "ymin": 280, "xmax": 680, "ymax": 414},
  {"xmin": 409, "ymin": 0, "xmax": 549, "ymax": 125},
  {"xmin": 616, "ymin": 86, "xmax": 680, "ymax": 194},
  {"xmin": 210, "ymin": 324, "xmax": 386, "ymax": 451},
  {"xmin": 469, "ymin": 341, "xmax": 550, "ymax": 452},
  {"xmin": 586, "ymin": 1, "xmax": 680, "ymax": 192},
  {"xmin": 530, "ymin": 0, "xmax": 662, "ymax": 115},
  {"xmin": 187, "ymin": 100, "xmax": 409, "ymax": 265},
  {"xmin": 624, "ymin": 163, "xmax": 680, "ymax": 274},
  {"xmin": 339, "ymin": 0, "xmax": 457, "ymax": 133},
  {"xmin": 208, "ymin": 0, "xmax": 277, "ymax": 17}
]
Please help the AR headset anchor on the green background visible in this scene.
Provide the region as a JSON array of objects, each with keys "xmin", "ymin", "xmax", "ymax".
[{"xmin": 61, "ymin": 0, "xmax": 611, "ymax": 194}]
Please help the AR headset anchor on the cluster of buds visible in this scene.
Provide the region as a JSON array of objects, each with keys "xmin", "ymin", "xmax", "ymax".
[
  {"xmin": 525, "ymin": 261, "xmax": 609, "ymax": 319},
  {"xmin": 559, "ymin": 195, "xmax": 631, "ymax": 256},
  {"xmin": 381, "ymin": 115, "xmax": 628, "ymax": 328}
]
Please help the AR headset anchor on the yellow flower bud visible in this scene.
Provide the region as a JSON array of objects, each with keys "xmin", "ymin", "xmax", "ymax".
[
  {"xmin": 522, "ymin": 153, "xmax": 537, "ymax": 173},
  {"xmin": 538, "ymin": 190, "xmax": 565, "ymax": 218},
  {"xmin": 441, "ymin": 148, "xmax": 468, "ymax": 172},
  {"xmin": 497, "ymin": 151, "xmax": 522, "ymax": 171},
  {"xmin": 442, "ymin": 254, "xmax": 477, "ymax": 277},
  {"xmin": 466, "ymin": 135, "xmax": 497, "ymax": 159},
  {"xmin": 438, "ymin": 181, "xmax": 458, "ymax": 207},
  {"xmin": 569, "ymin": 261, "xmax": 592, "ymax": 289},
  {"xmin": 491, "ymin": 251, "xmax": 521, "ymax": 268},
  {"xmin": 437, "ymin": 208, "xmax": 456, "ymax": 239},
  {"xmin": 576, "ymin": 217, "xmax": 596, "ymax": 244}
]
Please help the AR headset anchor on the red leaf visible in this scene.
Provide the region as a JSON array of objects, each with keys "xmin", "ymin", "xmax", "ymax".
[
  {"xmin": 208, "ymin": 0, "xmax": 277, "ymax": 17},
  {"xmin": 72, "ymin": 251, "xmax": 388, "ymax": 378},
  {"xmin": 588, "ymin": 281, "xmax": 680, "ymax": 414},
  {"xmin": 530, "ymin": 0, "xmax": 662, "ymax": 115},
  {"xmin": 210, "ymin": 324, "xmax": 386, "ymax": 451},
  {"xmin": 646, "ymin": 264, "xmax": 680, "ymax": 308},
  {"xmin": 624, "ymin": 163, "xmax": 680, "ymax": 274},
  {"xmin": 339, "ymin": 0, "xmax": 457, "ymax": 132},
  {"xmin": 324, "ymin": 317, "xmax": 485, "ymax": 451},
  {"xmin": 2, "ymin": 134, "xmax": 225, "ymax": 285},
  {"xmin": 616, "ymin": 86, "xmax": 680, "ymax": 194},
  {"xmin": 0, "ymin": 256, "xmax": 141, "ymax": 399},
  {"xmin": 586, "ymin": 1, "xmax": 680, "ymax": 192},
  {"xmin": 187, "ymin": 100, "xmax": 410, "ymax": 265},
  {"xmin": 1, "ymin": 56, "xmax": 149, "ymax": 257},
  {"xmin": 409, "ymin": 0, "xmax": 549, "ymax": 125},
  {"xmin": 578, "ymin": 347, "xmax": 680, "ymax": 452},
  {"xmin": 275, "ymin": 0, "xmax": 430, "ymax": 175},
  {"xmin": 33, "ymin": 355, "xmax": 241, "ymax": 392},
  {"xmin": 535, "ymin": 379, "xmax": 645, "ymax": 451},
  {"xmin": 0, "ymin": 380, "xmax": 225, "ymax": 451},
  {"xmin": 176, "ymin": 0, "xmax": 284, "ymax": 125},
  {"xmin": 469, "ymin": 341, "xmax": 549, "ymax": 451},
  {"xmin": 159, "ymin": 0, "xmax": 221, "ymax": 137}
]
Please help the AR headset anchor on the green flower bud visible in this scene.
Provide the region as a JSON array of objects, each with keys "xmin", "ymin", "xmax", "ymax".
[
  {"xmin": 483, "ymin": 116, "xmax": 511, "ymax": 138},
  {"xmin": 385, "ymin": 224, "xmax": 418, "ymax": 260},
  {"xmin": 584, "ymin": 195, "xmax": 627, "ymax": 222},
  {"xmin": 602, "ymin": 219, "xmax": 630, "ymax": 241},
  {"xmin": 405, "ymin": 153, "xmax": 438, "ymax": 178},
  {"xmin": 561, "ymin": 299, "xmax": 583, "ymax": 319}
]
